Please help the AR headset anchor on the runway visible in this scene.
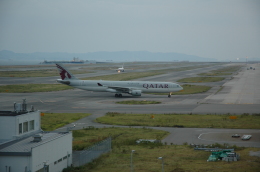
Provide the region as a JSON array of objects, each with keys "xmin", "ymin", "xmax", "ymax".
[{"xmin": 0, "ymin": 62, "xmax": 259, "ymax": 147}]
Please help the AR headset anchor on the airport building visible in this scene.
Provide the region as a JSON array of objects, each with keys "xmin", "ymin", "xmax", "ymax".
[{"xmin": 0, "ymin": 99, "xmax": 72, "ymax": 172}]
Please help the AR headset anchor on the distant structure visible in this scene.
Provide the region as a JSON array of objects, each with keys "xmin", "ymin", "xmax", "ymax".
[
  {"xmin": 0, "ymin": 99, "xmax": 72, "ymax": 172},
  {"xmin": 41, "ymin": 57, "xmax": 85, "ymax": 64}
]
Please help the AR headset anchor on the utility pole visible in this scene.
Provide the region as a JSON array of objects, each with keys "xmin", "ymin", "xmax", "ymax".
[
  {"xmin": 158, "ymin": 157, "xmax": 164, "ymax": 172},
  {"xmin": 131, "ymin": 150, "xmax": 135, "ymax": 172}
]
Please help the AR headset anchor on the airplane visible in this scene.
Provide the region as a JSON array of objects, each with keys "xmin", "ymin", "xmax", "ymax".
[
  {"xmin": 112, "ymin": 63, "xmax": 134, "ymax": 73},
  {"xmin": 116, "ymin": 64, "xmax": 124, "ymax": 73},
  {"xmin": 56, "ymin": 63, "xmax": 183, "ymax": 97}
]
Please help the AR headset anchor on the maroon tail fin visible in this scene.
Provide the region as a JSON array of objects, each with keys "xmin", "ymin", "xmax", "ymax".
[{"xmin": 56, "ymin": 63, "xmax": 77, "ymax": 80}]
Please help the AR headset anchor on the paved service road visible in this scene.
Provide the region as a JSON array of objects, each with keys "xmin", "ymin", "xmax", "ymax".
[{"xmin": 0, "ymin": 62, "xmax": 259, "ymax": 147}]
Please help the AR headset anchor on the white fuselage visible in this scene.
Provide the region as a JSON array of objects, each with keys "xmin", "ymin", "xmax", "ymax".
[
  {"xmin": 57, "ymin": 79, "xmax": 183, "ymax": 93},
  {"xmin": 117, "ymin": 67, "xmax": 124, "ymax": 72}
]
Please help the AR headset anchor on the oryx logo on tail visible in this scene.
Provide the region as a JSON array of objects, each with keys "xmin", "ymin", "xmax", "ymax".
[{"xmin": 56, "ymin": 63, "xmax": 77, "ymax": 80}]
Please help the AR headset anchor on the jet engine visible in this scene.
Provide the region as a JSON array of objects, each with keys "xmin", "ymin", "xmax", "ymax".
[
  {"xmin": 106, "ymin": 88, "xmax": 117, "ymax": 93},
  {"xmin": 130, "ymin": 90, "xmax": 142, "ymax": 96}
]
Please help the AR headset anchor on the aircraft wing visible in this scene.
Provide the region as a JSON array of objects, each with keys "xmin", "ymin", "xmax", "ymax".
[
  {"xmin": 108, "ymin": 86, "xmax": 131, "ymax": 92},
  {"xmin": 97, "ymin": 83, "xmax": 134, "ymax": 92}
]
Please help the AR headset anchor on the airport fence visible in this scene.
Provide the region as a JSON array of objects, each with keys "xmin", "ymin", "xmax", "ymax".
[{"xmin": 72, "ymin": 137, "xmax": 112, "ymax": 167}]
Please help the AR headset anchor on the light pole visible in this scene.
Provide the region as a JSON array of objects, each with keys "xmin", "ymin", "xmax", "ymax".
[
  {"xmin": 131, "ymin": 150, "xmax": 135, "ymax": 172},
  {"xmin": 158, "ymin": 157, "xmax": 164, "ymax": 172}
]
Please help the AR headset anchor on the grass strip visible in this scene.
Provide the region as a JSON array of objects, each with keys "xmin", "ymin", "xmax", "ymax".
[
  {"xmin": 40, "ymin": 111, "xmax": 259, "ymax": 172},
  {"xmin": 177, "ymin": 77, "xmax": 225, "ymax": 83},
  {"xmin": 149, "ymin": 84, "xmax": 211, "ymax": 95},
  {"xmin": 81, "ymin": 71, "xmax": 164, "ymax": 81},
  {"xmin": 0, "ymin": 69, "xmax": 90, "ymax": 77},
  {"xmin": 0, "ymin": 63, "xmax": 219, "ymax": 78},
  {"xmin": 212, "ymin": 66, "xmax": 242, "ymax": 73},
  {"xmin": 96, "ymin": 113, "xmax": 260, "ymax": 129},
  {"xmin": 78, "ymin": 145, "xmax": 260, "ymax": 172},
  {"xmin": 116, "ymin": 100, "xmax": 161, "ymax": 105},
  {"xmin": 81, "ymin": 64, "xmax": 218, "ymax": 81},
  {"xmin": 68, "ymin": 126, "xmax": 260, "ymax": 172},
  {"xmin": 72, "ymin": 127, "xmax": 168, "ymax": 151},
  {"xmin": 41, "ymin": 113, "xmax": 91, "ymax": 131},
  {"xmin": 0, "ymin": 84, "xmax": 72, "ymax": 93},
  {"xmin": 198, "ymin": 65, "xmax": 242, "ymax": 76},
  {"xmin": 198, "ymin": 72, "xmax": 232, "ymax": 76}
]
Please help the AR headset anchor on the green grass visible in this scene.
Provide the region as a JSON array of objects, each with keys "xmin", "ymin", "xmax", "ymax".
[
  {"xmin": 177, "ymin": 77, "xmax": 225, "ymax": 83},
  {"xmin": 198, "ymin": 65, "xmax": 242, "ymax": 76},
  {"xmin": 72, "ymin": 127, "xmax": 168, "ymax": 151},
  {"xmin": 198, "ymin": 72, "xmax": 232, "ymax": 76},
  {"xmin": 41, "ymin": 113, "xmax": 91, "ymax": 131},
  {"xmin": 212, "ymin": 66, "xmax": 242, "ymax": 73},
  {"xmin": 96, "ymin": 113, "xmax": 260, "ymax": 129},
  {"xmin": 116, "ymin": 100, "xmax": 161, "ymax": 105},
  {"xmin": 0, "ymin": 69, "xmax": 89, "ymax": 77},
  {"xmin": 77, "ymin": 146, "xmax": 260, "ymax": 172},
  {"xmin": 0, "ymin": 62, "xmax": 221, "ymax": 78},
  {"xmin": 173, "ymin": 84, "xmax": 211, "ymax": 95},
  {"xmin": 40, "ymin": 112, "xmax": 260, "ymax": 172},
  {"xmin": 150, "ymin": 84, "xmax": 211, "ymax": 95},
  {"xmin": 81, "ymin": 71, "xmax": 164, "ymax": 81},
  {"xmin": 67, "ymin": 127, "xmax": 260, "ymax": 172},
  {"xmin": 0, "ymin": 84, "xmax": 73, "ymax": 93},
  {"xmin": 81, "ymin": 64, "xmax": 218, "ymax": 81},
  {"xmin": 0, "ymin": 64, "xmax": 54, "ymax": 69}
]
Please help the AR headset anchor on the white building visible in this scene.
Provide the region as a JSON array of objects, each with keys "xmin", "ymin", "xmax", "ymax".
[
  {"xmin": 0, "ymin": 100, "xmax": 73, "ymax": 172},
  {"xmin": 0, "ymin": 110, "xmax": 41, "ymax": 143}
]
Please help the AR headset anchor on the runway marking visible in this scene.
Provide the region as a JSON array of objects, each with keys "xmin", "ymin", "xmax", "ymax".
[
  {"xmin": 198, "ymin": 132, "xmax": 259, "ymax": 143},
  {"xmin": 198, "ymin": 132, "xmax": 236, "ymax": 143},
  {"xmin": 198, "ymin": 133, "xmax": 205, "ymax": 139},
  {"xmin": 39, "ymin": 99, "xmax": 44, "ymax": 103}
]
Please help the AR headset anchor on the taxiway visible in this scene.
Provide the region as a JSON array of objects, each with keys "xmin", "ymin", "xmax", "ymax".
[{"xmin": 0, "ymin": 62, "xmax": 259, "ymax": 147}]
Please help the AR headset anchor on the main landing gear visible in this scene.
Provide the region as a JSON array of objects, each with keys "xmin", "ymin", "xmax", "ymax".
[
  {"xmin": 115, "ymin": 93, "xmax": 122, "ymax": 97},
  {"xmin": 168, "ymin": 92, "xmax": 172, "ymax": 98}
]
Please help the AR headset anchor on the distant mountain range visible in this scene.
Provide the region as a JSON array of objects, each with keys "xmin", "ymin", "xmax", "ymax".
[{"xmin": 0, "ymin": 50, "xmax": 216, "ymax": 62}]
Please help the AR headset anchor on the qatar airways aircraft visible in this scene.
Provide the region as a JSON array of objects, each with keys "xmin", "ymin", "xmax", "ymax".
[{"xmin": 56, "ymin": 63, "xmax": 183, "ymax": 97}]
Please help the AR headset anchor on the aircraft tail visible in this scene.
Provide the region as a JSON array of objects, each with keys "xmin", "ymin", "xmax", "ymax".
[{"xmin": 56, "ymin": 63, "xmax": 78, "ymax": 80}]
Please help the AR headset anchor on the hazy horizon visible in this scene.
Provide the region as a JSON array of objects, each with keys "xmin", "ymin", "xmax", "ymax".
[{"xmin": 1, "ymin": 0, "xmax": 259, "ymax": 61}]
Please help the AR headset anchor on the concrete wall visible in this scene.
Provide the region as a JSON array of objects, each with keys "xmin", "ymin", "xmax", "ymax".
[
  {"xmin": 0, "ymin": 156, "xmax": 31, "ymax": 172},
  {"xmin": 0, "ymin": 116, "xmax": 16, "ymax": 141},
  {"xmin": 0, "ymin": 111, "xmax": 41, "ymax": 142},
  {"xmin": 31, "ymin": 132, "xmax": 73, "ymax": 172},
  {"xmin": 0, "ymin": 132, "xmax": 72, "ymax": 172}
]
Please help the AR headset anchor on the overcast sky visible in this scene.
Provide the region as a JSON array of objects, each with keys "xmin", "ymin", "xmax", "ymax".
[{"xmin": 0, "ymin": 0, "xmax": 259, "ymax": 61}]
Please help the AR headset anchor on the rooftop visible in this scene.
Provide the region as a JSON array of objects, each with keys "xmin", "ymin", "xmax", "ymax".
[
  {"xmin": 0, "ymin": 132, "xmax": 70, "ymax": 156},
  {"xmin": 0, "ymin": 111, "xmax": 29, "ymax": 117}
]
